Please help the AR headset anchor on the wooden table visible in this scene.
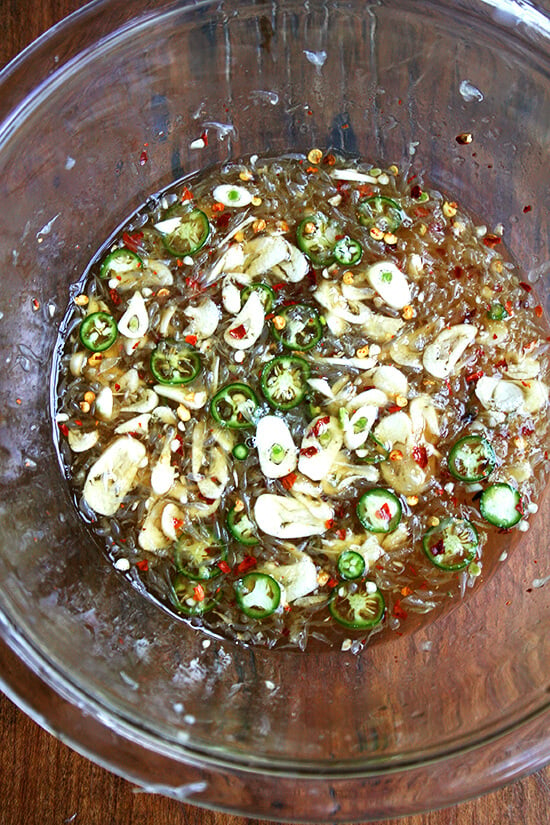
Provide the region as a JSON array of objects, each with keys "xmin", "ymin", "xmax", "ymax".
[{"xmin": 1, "ymin": 2, "xmax": 550, "ymax": 823}]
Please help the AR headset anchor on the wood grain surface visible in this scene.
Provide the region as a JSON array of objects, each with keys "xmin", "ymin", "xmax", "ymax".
[{"xmin": 1, "ymin": 1, "xmax": 549, "ymax": 824}]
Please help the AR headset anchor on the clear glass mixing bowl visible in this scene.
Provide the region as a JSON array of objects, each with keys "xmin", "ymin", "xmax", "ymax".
[{"xmin": 1, "ymin": 0, "xmax": 549, "ymax": 820}]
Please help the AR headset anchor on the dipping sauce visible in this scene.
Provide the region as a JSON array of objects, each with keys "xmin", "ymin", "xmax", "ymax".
[{"xmin": 54, "ymin": 152, "xmax": 550, "ymax": 651}]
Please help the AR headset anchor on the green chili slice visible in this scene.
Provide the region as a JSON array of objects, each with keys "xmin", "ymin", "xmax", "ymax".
[
  {"xmin": 356, "ymin": 488, "xmax": 402, "ymax": 534},
  {"xmin": 227, "ymin": 506, "xmax": 259, "ymax": 546},
  {"xmin": 150, "ymin": 339, "xmax": 201, "ymax": 385},
  {"xmin": 329, "ymin": 580, "xmax": 385, "ymax": 629},
  {"xmin": 241, "ymin": 282, "xmax": 276, "ymax": 312},
  {"xmin": 170, "ymin": 574, "xmax": 222, "ymax": 616},
  {"xmin": 356, "ymin": 196, "xmax": 404, "ymax": 233},
  {"xmin": 160, "ymin": 206, "xmax": 210, "ymax": 257},
  {"xmin": 333, "ymin": 236, "xmax": 363, "ymax": 266},
  {"xmin": 422, "ymin": 517, "xmax": 478, "ymax": 571},
  {"xmin": 99, "ymin": 247, "xmax": 142, "ymax": 280},
  {"xmin": 296, "ymin": 213, "xmax": 341, "ymax": 267},
  {"xmin": 210, "ymin": 383, "xmax": 259, "ymax": 429},
  {"xmin": 337, "ymin": 550, "xmax": 366, "ymax": 581},
  {"xmin": 174, "ymin": 530, "xmax": 227, "ymax": 581},
  {"xmin": 448, "ymin": 435, "xmax": 496, "ymax": 482},
  {"xmin": 234, "ymin": 572, "xmax": 281, "ymax": 619},
  {"xmin": 272, "ymin": 303, "xmax": 323, "ymax": 351},
  {"xmin": 79, "ymin": 311, "xmax": 118, "ymax": 352},
  {"xmin": 261, "ymin": 355, "xmax": 310, "ymax": 411}
]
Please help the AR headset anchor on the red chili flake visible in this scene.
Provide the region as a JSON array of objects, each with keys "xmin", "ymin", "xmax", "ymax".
[
  {"xmin": 122, "ymin": 231, "xmax": 144, "ymax": 253},
  {"xmin": 504, "ymin": 300, "xmax": 513, "ymax": 315},
  {"xmin": 229, "ymin": 323, "xmax": 247, "ymax": 340},
  {"xmin": 197, "ymin": 492, "xmax": 216, "ymax": 505},
  {"xmin": 432, "ymin": 539, "xmax": 445, "ymax": 556},
  {"xmin": 32, "ymin": 298, "xmax": 40, "ymax": 311},
  {"xmin": 375, "ymin": 502, "xmax": 391, "ymax": 522},
  {"xmin": 535, "ymin": 305, "xmax": 544, "ymax": 318},
  {"xmin": 272, "ymin": 282, "xmax": 286, "ymax": 291},
  {"xmin": 521, "ymin": 425, "xmax": 535, "ymax": 436},
  {"xmin": 387, "ymin": 404, "xmax": 402, "ymax": 414},
  {"xmin": 215, "ymin": 212, "xmax": 231, "ymax": 229},
  {"xmin": 325, "ymin": 518, "xmax": 334, "ymax": 530},
  {"xmin": 445, "ymin": 378, "xmax": 453, "ymax": 395},
  {"xmin": 393, "ymin": 600, "xmax": 408, "ymax": 620},
  {"xmin": 310, "ymin": 415, "xmax": 331, "ymax": 438},
  {"xmin": 410, "ymin": 184, "xmax": 423, "ymax": 199},
  {"xmin": 200, "ymin": 130, "xmax": 209, "ymax": 146},
  {"xmin": 483, "ymin": 234, "xmax": 501, "ymax": 248},
  {"xmin": 185, "ymin": 334, "xmax": 198, "ymax": 346},
  {"xmin": 300, "ymin": 445, "xmax": 319, "ymax": 457},
  {"xmin": 237, "ymin": 555, "xmax": 257, "ymax": 574},
  {"xmin": 466, "ymin": 369, "xmax": 484, "ymax": 383},
  {"xmin": 75, "ymin": 420, "xmax": 82, "ymax": 426},
  {"xmin": 58, "ymin": 422, "xmax": 69, "ymax": 437},
  {"xmin": 139, "ymin": 149, "xmax": 148, "ymax": 166},
  {"xmin": 523, "ymin": 205, "xmax": 532, "ymax": 213},
  {"xmin": 518, "ymin": 281, "xmax": 533, "ymax": 293},
  {"xmin": 414, "ymin": 205, "xmax": 431, "ymax": 218},
  {"xmin": 193, "ymin": 584, "xmax": 206, "ymax": 602},
  {"xmin": 109, "ymin": 288, "xmax": 122, "ymax": 306},
  {"xmin": 217, "ymin": 560, "xmax": 231, "ymax": 574},
  {"xmin": 494, "ymin": 359, "xmax": 507, "ymax": 369},
  {"xmin": 327, "ymin": 577, "xmax": 339, "ymax": 588},
  {"xmin": 323, "ymin": 153, "xmax": 336, "ymax": 166},
  {"xmin": 336, "ymin": 528, "xmax": 347, "ymax": 540},
  {"xmin": 211, "ymin": 202, "xmax": 225, "ymax": 213},
  {"xmin": 181, "ymin": 186, "xmax": 194, "ymax": 202},
  {"xmin": 412, "ymin": 445, "xmax": 428, "ymax": 468},
  {"xmin": 306, "ymin": 166, "xmax": 318, "ymax": 174},
  {"xmin": 185, "ymin": 276, "xmax": 202, "ymax": 292},
  {"xmin": 280, "ymin": 471, "xmax": 297, "ymax": 490},
  {"xmin": 136, "ymin": 559, "xmax": 149, "ymax": 572},
  {"xmin": 357, "ymin": 184, "xmax": 374, "ymax": 198},
  {"xmin": 453, "ymin": 265, "xmax": 463, "ymax": 279}
]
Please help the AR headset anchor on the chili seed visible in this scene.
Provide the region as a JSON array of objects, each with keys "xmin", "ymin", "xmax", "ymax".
[
  {"xmin": 251, "ymin": 196, "xmax": 263, "ymax": 207},
  {"xmin": 87, "ymin": 353, "xmax": 103, "ymax": 367},
  {"xmin": 74, "ymin": 294, "xmax": 89, "ymax": 306},
  {"xmin": 389, "ymin": 449, "xmax": 403, "ymax": 461},
  {"xmin": 342, "ymin": 271, "xmax": 354, "ymax": 285},
  {"xmin": 395, "ymin": 394, "xmax": 408, "ymax": 408},
  {"xmin": 273, "ymin": 315, "xmax": 286, "ymax": 331},
  {"xmin": 370, "ymin": 226, "xmax": 385, "ymax": 241},
  {"xmin": 307, "ymin": 148, "xmax": 323, "ymax": 164},
  {"xmin": 402, "ymin": 305, "xmax": 414, "ymax": 320},
  {"xmin": 355, "ymin": 345, "xmax": 370, "ymax": 359},
  {"xmin": 253, "ymin": 218, "xmax": 266, "ymax": 233},
  {"xmin": 239, "ymin": 170, "xmax": 253, "ymax": 181},
  {"xmin": 79, "ymin": 400, "xmax": 91, "ymax": 413},
  {"xmin": 276, "ymin": 219, "xmax": 289, "ymax": 233},
  {"xmin": 177, "ymin": 404, "xmax": 191, "ymax": 422},
  {"xmin": 83, "ymin": 390, "xmax": 96, "ymax": 404},
  {"xmin": 456, "ymin": 132, "xmax": 473, "ymax": 145},
  {"xmin": 443, "ymin": 201, "xmax": 458, "ymax": 218},
  {"xmin": 406, "ymin": 495, "xmax": 419, "ymax": 506},
  {"xmin": 384, "ymin": 232, "xmax": 398, "ymax": 245}
]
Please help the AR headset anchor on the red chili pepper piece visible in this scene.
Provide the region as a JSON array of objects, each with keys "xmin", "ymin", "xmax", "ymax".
[
  {"xmin": 300, "ymin": 445, "xmax": 319, "ymax": 457},
  {"xmin": 310, "ymin": 415, "xmax": 331, "ymax": 438},
  {"xmin": 109, "ymin": 288, "xmax": 122, "ymax": 306},
  {"xmin": 483, "ymin": 234, "xmax": 501, "ymax": 248},
  {"xmin": 229, "ymin": 324, "xmax": 247, "ymax": 340},
  {"xmin": 184, "ymin": 334, "xmax": 198, "ymax": 346},
  {"xmin": 375, "ymin": 502, "xmax": 391, "ymax": 522},
  {"xmin": 325, "ymin": 518, "xmax": 334, "ymax": 530},
  {"xmin": 518, "ymin": 281, "xmax": 533, "ymax": 292},
  {"xmin": 215, "ymin": 212, "xmax": 231, "ymax": 229},
  {"xmin": 237, "ymin": 555, "xmax": 257, "ymax": 574},
  {"xmin": 217, "ymin": 561, "xmax": 231, "ymax": 574},
  {"xmin": 136, "ymin": 559, "xmax": 149, "ymax": 572},
  {"xmin": 193, "ymin": 584, "xmax": 206, "ymax": 602},
  {"xmin": 327, "ymin": 577, "xmax": 339, "ymax": 588},
  {"xmin": 58, "ymin": 422, "xmax": 69, "ymax": 437},
  {"xmin": 280, "ymin": 472, "xmax": 297, "ymax": 490},
  {"xmin": 466, "ymin": 370, "xmax": 484, "ymax": 383},
  {"xmin": 181, "ymin": 186, "xmax": 194, "ymax": 202},
  {"xmin": 393, "ymin": 600, "xmax": 408, "ymax": 620},
  {"xmin": 412, "ymin": 445, "xmax": 428, "ymax": 468},
  {"xmin": 410, "ymin": 184, "xmax": 423, "ymax": 199},
  {"xmin": 122, "ymin": 231, "xmax": 144, "ymax": 253}
]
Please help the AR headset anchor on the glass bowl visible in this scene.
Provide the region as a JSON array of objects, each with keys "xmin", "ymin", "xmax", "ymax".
[{"xmin": 1, "ymin": 0, "xmax": 550, "ymax": 820}]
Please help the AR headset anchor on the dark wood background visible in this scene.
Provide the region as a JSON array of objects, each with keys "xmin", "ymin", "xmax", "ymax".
[{"xmin": 1, "ymin": 1, "xmax": 550, "ymax": 823}]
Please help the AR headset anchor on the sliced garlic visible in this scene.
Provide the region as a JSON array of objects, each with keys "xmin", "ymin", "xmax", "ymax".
[
  {"xmin": 117, "ymin": 291, "xmax": 149, "ymax": 339},
  {"xmin": 83, "ymin": 436, "xmax": 146, "ymax": 516},
  {"xmin": 223, "ymin": 290, "xmax": 265, "ymax": 350},
  {"xmin": 422, "ymin": 324, "xmax": 477, "ymax": 378},
  {"xmin": 298, "ymin": 415, "xmax": 343, "ymax": 481},
  {"xmin": 367, "ymin": 261, "xmax": 412, "ymax": 309},
  {"xmin": 256, "ymin": 415, "xmax": 298, "ymax": 478},
  {"xmin": 254, "ymin": 493, "xmax": 333, "ymax": 538}
]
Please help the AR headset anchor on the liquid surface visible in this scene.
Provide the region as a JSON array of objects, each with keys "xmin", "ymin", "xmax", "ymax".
[{"xmin": 54, "ymin": 152, "xmax": 550, "ymax": 651}]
